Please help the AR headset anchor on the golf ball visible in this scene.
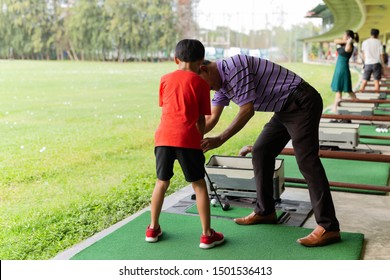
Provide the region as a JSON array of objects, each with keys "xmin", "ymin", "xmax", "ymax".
[{"xmin": 210, "ymin": 198, "xmax": 217, "ymax": 206}]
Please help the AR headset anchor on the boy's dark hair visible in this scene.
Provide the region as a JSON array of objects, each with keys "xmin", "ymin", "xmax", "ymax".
[
  {"xmin": 175, "ymin": 39, "xmax": 205, "ymax": 62},
  {"xmin": 371, "ymin": 28, "xmax": 380, "ymax": 37}
]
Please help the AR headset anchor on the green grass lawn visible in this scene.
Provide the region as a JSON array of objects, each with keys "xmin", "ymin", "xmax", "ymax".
[{"xmin": 0, "ymin": 59, "xmax": 359, "ymax": 259}]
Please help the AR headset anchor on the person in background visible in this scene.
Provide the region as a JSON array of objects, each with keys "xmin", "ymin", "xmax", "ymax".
[
  {"xmin": 147, "ymin": 39, "xmax": 224, "ymax": 249},
  {"xmin": 383, "ymin": 45, "xmax": 388, "ymax": 67},
  {"xmin": 199, "ymin": 54, "xmax": 341, "ymax": 247},
  {"xmin": 359, "ymin": 28, "xmax": 385, "ymax": 92},
  {"xmin": 330, "ymin": 30, "xmax": 359, "ymax": 113}
]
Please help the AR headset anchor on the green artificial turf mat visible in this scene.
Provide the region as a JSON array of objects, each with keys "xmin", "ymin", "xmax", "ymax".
[
  {"xmin": 322, "ymin": 107, "xmax": 390, "ymax": 117},
  {"xmin": 323, "ymin": 108, "xmax": 333, "ymax": 114},
  {"xmin": 374, "ymin": 109, "xmax": 390, "ymax": 115},
  {"xmin": 71, "ymin": 211, "xmax": 364, "ymax": 260},
  {"xmin": 359, "ymin": 124, "xmax": 390, "ymax": 146},
  {"xmin": 277, "ymin": 155, "xmax": 389, "ymax": 194},
  {"xmin": 278, "ymin": 155, "xmax": 389, "ymax": 186}
]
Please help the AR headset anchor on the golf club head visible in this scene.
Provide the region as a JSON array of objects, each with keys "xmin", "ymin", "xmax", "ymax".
[{"xmin": 222, "ymin": 202, "xmax": 230, "ymax": 211}]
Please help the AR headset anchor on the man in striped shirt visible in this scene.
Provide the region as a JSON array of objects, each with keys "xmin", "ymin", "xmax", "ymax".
[{"xmin": 199, "ymin": 54, "xmax": 341, "ymax": 247}]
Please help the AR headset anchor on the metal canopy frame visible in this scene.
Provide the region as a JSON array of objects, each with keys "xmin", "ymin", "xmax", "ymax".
[{"xmin": 304, "ymin": 0, "xmax": 390, "ymax": 42}]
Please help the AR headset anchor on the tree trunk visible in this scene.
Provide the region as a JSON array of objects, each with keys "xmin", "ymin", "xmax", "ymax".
[
  {"xmin": 66, "ymin": 49, "xmax": 74, "ymax": 60},
  {"xmin": 68, "ymin": 40, "xmax": 79, "ymax": 61}
]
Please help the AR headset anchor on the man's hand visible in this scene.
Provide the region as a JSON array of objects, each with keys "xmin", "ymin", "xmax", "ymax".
[
  {"xmin": 201, "ymin": 136, "xmax": 223, "ymax": 152},
  {"xmin": 238, "ymin": 145, "xmax": 253, "ymax": 156},
  {"xmin": 202, "ymin": 102, "xmax": 254, "ymax": 153}
]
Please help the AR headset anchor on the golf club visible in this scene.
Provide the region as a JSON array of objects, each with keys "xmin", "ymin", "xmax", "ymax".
[{"xmin": 204, "ymin": 169, "xmax": 230, "ymax": 211}]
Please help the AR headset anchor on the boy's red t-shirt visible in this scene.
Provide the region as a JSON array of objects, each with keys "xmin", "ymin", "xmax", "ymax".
[{"xmin": 155, "ymin": 70, "xmax": 211, "ymax": 149}]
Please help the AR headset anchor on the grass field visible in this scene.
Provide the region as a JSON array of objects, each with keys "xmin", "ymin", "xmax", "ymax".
[{"xmin": 0, "ymin": 59, "xmax": 359, "ymax": 259}]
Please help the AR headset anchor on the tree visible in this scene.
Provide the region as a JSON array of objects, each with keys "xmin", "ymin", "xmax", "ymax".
[
  {"xmin": 176, "ymin": 0, "xmax": 198, "ymax": 39},
  {"xmin": 134, "ymin": 0, "xmax": 177, "ymax": 61},
  {"xmin": 65, "ymin": 0, "xmax": 105, "ymax": 60},
  {"xmin": 0, "ymin": 0, "xmax": 191, "ymax": 61}
]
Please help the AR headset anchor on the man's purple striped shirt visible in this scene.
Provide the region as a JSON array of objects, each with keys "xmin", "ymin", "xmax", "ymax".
[{"xmin": 212, "ymin": 54, "xmax": 303, "ymax": 112}]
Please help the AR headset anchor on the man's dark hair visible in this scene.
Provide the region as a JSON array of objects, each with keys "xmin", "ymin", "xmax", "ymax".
[
  {"xmin": 202, "ymin": 60, "xmax": 212, "ymax": 65},
  {"xmin": 371, "ymin": 28, "xmax": 380, "ymax": 37},
  {"xmin": 175, "ymin": 39, "xmax": 205, "ymax": 62}
]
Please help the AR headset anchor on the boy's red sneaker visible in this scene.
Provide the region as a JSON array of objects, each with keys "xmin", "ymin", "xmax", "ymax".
[
  {"xmin": 199, "ymin": 229, "xmax": 224, "ymax": 249},
  {"xmin": 145, "ymin": 225, "xmax": 162, "ymax": 242}
]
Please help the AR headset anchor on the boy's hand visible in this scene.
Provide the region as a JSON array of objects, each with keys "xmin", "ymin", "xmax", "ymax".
[{"xmin": 201, "ymin": 136, "xmax": 222, "ymax": 152}]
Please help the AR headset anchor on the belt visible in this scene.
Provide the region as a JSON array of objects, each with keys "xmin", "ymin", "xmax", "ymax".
[{"xmin": 282, "ymin": 81, "xmax": 318, "ymax": 110}]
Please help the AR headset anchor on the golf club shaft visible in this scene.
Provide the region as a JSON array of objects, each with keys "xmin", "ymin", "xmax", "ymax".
[{"xmin": 204, "ymin": 169, "xmax": 225, "ymax": 209}]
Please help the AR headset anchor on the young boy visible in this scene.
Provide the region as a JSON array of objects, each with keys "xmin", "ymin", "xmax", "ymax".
[{"xmin": 146, "ymin": 39, "xmax": 224, "ymax": 249}]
